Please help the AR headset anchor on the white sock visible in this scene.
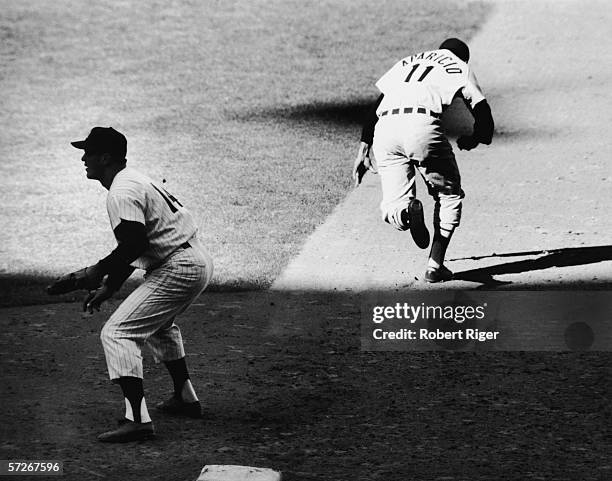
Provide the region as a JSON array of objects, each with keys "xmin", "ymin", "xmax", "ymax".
[
  {"xmin": 181, "ymin": 379, "xmax": 198, "ymax": 403},
  {"xmin": 124, "ymin": 397, "xmax": 152, "ymax": 423},
  {"xmin": 428, "ymin": 258, "xmax": 440, "ymax": 269},
  {"xmin": 124, "ymin": 397, "xmax": 134, "ymax": 422}
]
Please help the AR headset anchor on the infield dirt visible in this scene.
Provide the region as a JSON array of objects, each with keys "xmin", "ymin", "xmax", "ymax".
[{"xmin": 1, "ymin": 292, "xmax": 610, "ymax": 480}]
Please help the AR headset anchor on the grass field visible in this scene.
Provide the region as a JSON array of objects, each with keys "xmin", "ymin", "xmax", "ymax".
[{"xmin": 1, "ymin": 0, "xmax": 491, "ymax": 305}]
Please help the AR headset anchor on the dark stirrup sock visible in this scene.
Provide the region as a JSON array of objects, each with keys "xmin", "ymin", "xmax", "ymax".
[
  {"xmin": 429, "ymin": 229, "xmax": 454, "ymax": 267},
  {"xmin": 115, "ymin": 376, "xmax": 145, "ymax": 423},
  {"xmin": 164, "ymin": 357, "xmax": 190, "ymax": 398}
]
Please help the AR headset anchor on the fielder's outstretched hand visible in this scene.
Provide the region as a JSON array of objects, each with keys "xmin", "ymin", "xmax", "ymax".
[
  {"xmin": 352, "ymin": 142, "xmax": 377, "ymax": 187},
  {"xmin": 83, "ymin": 285, "xmax": 113, "ymax": 313}
]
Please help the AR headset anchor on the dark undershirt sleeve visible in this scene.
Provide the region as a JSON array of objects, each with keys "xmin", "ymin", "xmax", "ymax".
[
  {"xmin": 104, "ymin": 263, "xmax": 135, "ymax": 293},
  {"xmin": 471, "ymin": 99, "xmax": 494, "ymax": 145},
  {"xmin": 97, "ymin": 220, "xmax": 148, "ymax": 291},
  {"xmin": 360, "ymin": 93, "xmax": 384, "ymax": 144}
]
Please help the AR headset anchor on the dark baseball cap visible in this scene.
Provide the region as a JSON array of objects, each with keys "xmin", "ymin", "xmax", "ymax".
[
  {"xmin": 439, "ymin": 38, "xmax": 470, "ymax": 62},
  {"xmin": 71, "ymin": 127, "xmax": 127, "ymax": 158}
]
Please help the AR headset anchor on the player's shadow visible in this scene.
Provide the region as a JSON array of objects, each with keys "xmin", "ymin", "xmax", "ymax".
[
  {"xmin": 247, "ymin": 97, "xmax": 473, "ymax": 132},
  {"xmin": 452, "ymin": 245, "xmax": 612, "ymax": 287},
  {"xmin": 241, "ymin": 96, "xmax": 537, "ymax": 144},
  {"xmin": 0, "ymin": 273, "xmax": 263, "ymax": 308},
  {"xmin": 243, "ymin": 95, "xmax": 544, "ymax": 142},
  {"xmin": 238, "ymin": 99, "xmax": 370, "ymax": 128}
]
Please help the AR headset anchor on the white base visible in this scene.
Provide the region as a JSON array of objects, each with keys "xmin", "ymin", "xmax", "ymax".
[{"xmin": 197, "ymin": 465, "xmax": 281, "ymax": 481}]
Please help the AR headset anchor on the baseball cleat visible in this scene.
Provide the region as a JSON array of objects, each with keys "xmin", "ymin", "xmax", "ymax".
[
  {"xmin": 424, "ymin": 265, "xmax": 454, "ymax": 283},
  {"xmin": 407, "ymin": 199, "xmax": 430, "ymax": 249},
  {"xmin": 97, "ymin": 420, "xmax": 155, "ymax": 443},
  {"xmin": 155, "ymin": 394, "xmax": 202, "ymax": 419}
]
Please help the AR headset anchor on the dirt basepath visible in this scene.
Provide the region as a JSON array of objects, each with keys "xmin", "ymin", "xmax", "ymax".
[
  {"xmin": 1, "ymin": 293, "xmax": 610, "ymax": 481},
  {"xmin": 273, "ymin": 0, "xmax": 612, "ymax": 291}
]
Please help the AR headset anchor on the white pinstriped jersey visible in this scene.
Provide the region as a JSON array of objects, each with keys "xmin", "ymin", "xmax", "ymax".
[
  {"xmin": 106, "ymin": 167, "xmax": 198, "ymax": 271},
  {"xmin": 375, "ymin": 48, "xmax": 486, "ymax": 115}
]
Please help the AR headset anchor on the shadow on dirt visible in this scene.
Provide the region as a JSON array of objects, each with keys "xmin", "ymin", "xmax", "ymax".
[
  {"xmin": 238, "ymin": 97, "xmax": 527, "ymax": 141},
  {"xmin": 3, "ymin": 241, "xmax": 612, "ymax": 308},
  {"xmin": 0, "ymin": 274, "xmax": 265, "ymax": 308},
  {"xmin": 452, "ymin": 245, "xmax": 612, "ymax": 287},
  {"xmin": 233, "ymin": 98, "xmax": 371, "ymax": 128}
]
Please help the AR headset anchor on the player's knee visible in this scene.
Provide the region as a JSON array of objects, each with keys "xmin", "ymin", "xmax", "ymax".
[
  {"xmin": 100, "ymin": 323, "xmax": 111, "ymax": 347},
  {"xmin": 100, "ymin": 321, "xmax": 118, "ymax": 350}
]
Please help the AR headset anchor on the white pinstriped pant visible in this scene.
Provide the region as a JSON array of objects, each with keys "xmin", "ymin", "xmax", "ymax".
[{"xmin": 100, "ymin": 238, "xmax": 213, "ymax": 380}]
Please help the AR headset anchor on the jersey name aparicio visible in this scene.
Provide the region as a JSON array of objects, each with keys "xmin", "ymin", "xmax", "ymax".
[{"xmin": 375, "ymin": 48, "xmax": 485, "ymax": 115}]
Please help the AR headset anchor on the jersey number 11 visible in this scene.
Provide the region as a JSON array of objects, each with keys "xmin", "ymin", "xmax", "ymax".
[{"xmin": 405, "ymin": 63, "xmax": 434, "ymax": 82}]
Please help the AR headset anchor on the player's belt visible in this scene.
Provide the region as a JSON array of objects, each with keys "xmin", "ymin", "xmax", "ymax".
[
  {"xmin": 146, "ymin": 240, "xmax": 193, "ymax": 272},
  {"xmin": 379, "ymin": 107, "xmax": 441, "ymax": 119}
]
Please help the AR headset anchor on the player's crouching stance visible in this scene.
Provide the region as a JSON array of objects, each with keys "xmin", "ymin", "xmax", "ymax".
[
  {"xmin": 48, "ymin": 127, "xmax": 213, "ymax": 442},
  {"xmin": 352, "ymin": 38, "xmax": 494, "ymax": 282}
]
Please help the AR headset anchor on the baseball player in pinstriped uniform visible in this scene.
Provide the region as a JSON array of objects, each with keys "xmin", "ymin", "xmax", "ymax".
[
  {"xmin": 352, "ymin": 38, "xmax": 494, "ymax": 282},
  {"xmin": 68, "ymin": 127, "xmax": 213, "ymax": 442}
]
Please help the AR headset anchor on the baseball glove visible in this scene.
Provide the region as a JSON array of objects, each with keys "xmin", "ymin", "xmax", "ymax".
[
  {"xmin": 47, "ymin": 265, "xmax": 104, "ymax": 295},
  {"xmin": 457, "ymin": 135, "xmax": 479, "ymax": 151}
]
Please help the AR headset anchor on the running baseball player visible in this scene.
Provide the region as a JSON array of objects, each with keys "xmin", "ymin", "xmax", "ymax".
[
  {"xmin": 352, "ymin": 38, "xmax": 494, "ymax": 282},
  {"xmin": 48, "ymin": 127, "xmax": 213, "ymax": 442}
]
